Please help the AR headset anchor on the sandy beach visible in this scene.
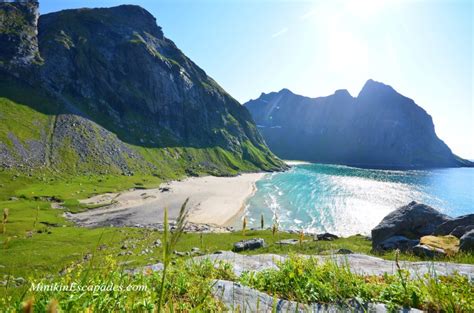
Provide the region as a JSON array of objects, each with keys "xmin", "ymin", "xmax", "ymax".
[{"xmin": 69, "ymin": 173, "xmax": 266, "ymax": 228}]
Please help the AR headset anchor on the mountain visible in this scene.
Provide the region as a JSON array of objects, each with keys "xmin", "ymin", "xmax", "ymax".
[
  {"xmin": 245, "ymin": 80, "xmax": 472, "ymax": 169},
  {"xmin": 0, "ymin": 1, "xmax": 285, "ymax": 178}
]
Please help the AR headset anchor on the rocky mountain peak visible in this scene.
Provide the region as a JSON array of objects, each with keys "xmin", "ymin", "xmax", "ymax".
[
  {"xmin": 333, "ymin": 89, "xmax": 353, "ymax": 99},
  {"xmin": 278, "ymin": 88, "xmax": 294, "ymax": 95},
  {"xmin": 357, "ymin": 79, "xmax": 397, "ymax": 99}
]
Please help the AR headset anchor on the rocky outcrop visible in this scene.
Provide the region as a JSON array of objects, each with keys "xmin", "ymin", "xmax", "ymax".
[
  {"xmin": 193, "ymin": 251, "xmax": 474, "ymax": 278},
  {"xmin": 244, "ymin": 80, "xmax": 472, "ymax": 169},
  {"xmin": 0, "ymin": 0, "xmax": 42, "ymax": 71},
  {"xmin": 460, "ymin": 230, "xmax": 474, "ymax": 252},
  {"xmin": 212, "ymin": 280, "xmax": 409, "ymax": 313},
  {"xmin": 434, "ymin": 214, "xmax": 474, "ymax": 238},
  {"xmin": 0, "ymin": 3, "xmax": 285, "ymax": 175},
  {"xmin": 371, "ymin": 201, "xmax": 451, "ymax": 251}
]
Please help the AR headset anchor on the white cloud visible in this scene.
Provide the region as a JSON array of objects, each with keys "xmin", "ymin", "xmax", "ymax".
[{"xmin": 271, "ymin": 27, "xmax": 288, "ymax": 38}]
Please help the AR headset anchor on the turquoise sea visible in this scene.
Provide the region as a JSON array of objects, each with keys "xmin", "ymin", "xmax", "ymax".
[{"xmin": 244, "ymin": 163, "xmax": 474, "ymax": 236}]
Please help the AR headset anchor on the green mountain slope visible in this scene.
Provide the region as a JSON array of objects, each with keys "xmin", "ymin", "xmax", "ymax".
[{"xmin": 0, "ymin": 2, "xmax": 285, "ymax": 181}]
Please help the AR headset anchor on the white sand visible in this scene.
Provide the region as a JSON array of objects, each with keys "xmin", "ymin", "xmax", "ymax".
[{"xmin": 71, "ymin": 173, "xmax": 266, "ymax": 227}]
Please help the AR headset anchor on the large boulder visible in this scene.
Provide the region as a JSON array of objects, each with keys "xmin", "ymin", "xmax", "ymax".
[
  {"xmin": 372, "ymin": 201, "xmax": 451, "ymax": 251},
  {"xmin": 434, "ymin": 214, "xmax": 474, "ymax": 238},
  {"xmin": 460, "ymin": 230, "xmax": 474, "ymax": 253}
]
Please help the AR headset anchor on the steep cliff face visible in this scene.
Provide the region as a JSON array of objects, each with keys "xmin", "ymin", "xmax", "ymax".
[
  {"xmin": 245, "ymin": 80, "xmax": 471, "ymax": 169},
  {"xmin": 0, "ymin": 3, "xmax": 285, "ymax": 176},
  {"xmin": 0, "ymin": 0, "xmax": 42, "ymax": 70}
]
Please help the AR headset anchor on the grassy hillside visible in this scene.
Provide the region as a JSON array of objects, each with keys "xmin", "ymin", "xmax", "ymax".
[{"xmin": 0, "ymin": 77, "xmax": 283, "ymax": 181}]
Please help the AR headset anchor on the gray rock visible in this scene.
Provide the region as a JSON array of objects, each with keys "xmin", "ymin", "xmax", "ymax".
[
  {"xmin": 83, "ymin": 253, "xmax": 92, "ymax": 261},
  {"xmin": 460, "ymin": 229, "xmax": 474, "ymax": 252},
  {"xmin": 377, "ymin": 236, "xmax": 419, "ymax": 252},
  {"xmin": 193, "ymin": 251, "xmax": 474, "ymax": 279},
  {"xmin": 372, "ymin": 201, "xmax": 451, "ymax": 251},
  {"xmin": 412, "ymin": 245, "xmax": 446, "ymax": 258},
  {"xmin": 173, "ymin": 251, "xmax": 187, "ymax": 257},
  {"xmin": 276, "ymin": 239, "xmax": 299, "ymax": 245},
  {"xmin": 233, "ymin": 238, "xmax": 265, "ymax": 252},
  {"xmin": 153, "ymin": 239, "xmax": 162, "ymax": 247},
  {"xmin": 212, "ymin": 279, "xmax": 422, "ymax": 312},
  {"xmin": 434, "ymin": 214, "xmax": 474, "ymax": 237},
  {"xmin": 451, "ymin": 225, "xmax": 474, "ymax": 239},
  {"xmin": 14, "ymin": 277, "xmax": 26, "ymax": 285},
  {"xmin": 315, "ymin": 233, "xmax": 339, "ymax": 241}
]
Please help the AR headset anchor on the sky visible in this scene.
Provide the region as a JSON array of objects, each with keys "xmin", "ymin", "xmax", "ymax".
[{"xmin": 40, "ymin": 0, "xmax": 473, "ymax": 159}]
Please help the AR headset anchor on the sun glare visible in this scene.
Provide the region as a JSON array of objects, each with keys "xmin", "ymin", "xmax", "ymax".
[{"xmin": 346, "ymin": 0, "xmax": 389, "ymax": 18}]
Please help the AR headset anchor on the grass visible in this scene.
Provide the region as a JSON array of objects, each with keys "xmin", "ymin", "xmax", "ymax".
[
  {"xmin": 1, "ymin": 185, "xmax": 473, "ymax": 310},
  {"xmin": 240, "ymin": 254, "xmax": 474, "ymax": 311},
  {"xmin": 1, "ymin": 256, "xmax": 232, "ymax": 311}
]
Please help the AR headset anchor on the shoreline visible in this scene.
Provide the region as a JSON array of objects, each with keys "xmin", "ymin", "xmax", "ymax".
[
  {"xmin": 284, "ymin": 160, "xmax": 311, "ymax": 166},
  {"xmin": 223, "ymin": 175, "xmax": 262, "ymax": 227},
  {"xmin": 70, "ymin": 173, "xmax": 266, "ymax": 228}
]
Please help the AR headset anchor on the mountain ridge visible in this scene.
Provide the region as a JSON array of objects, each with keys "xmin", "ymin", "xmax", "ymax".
[{"xmin": 245, "ymin": 80, "xmax": 472, "ymax": 169}]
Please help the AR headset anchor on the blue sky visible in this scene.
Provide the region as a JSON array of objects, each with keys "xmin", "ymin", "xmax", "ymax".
[{"xmin": 40, "ymin": 0, "xmax": 473, "ymax": 159}]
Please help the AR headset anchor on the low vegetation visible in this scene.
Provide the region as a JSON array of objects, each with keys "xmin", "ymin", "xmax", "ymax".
[
  {"xmin": 240, "ymin": 254, "xmax": 473, "ymax": 311},
  {"xmin": 1, "ymin": 172, "xmax": 473, "ymax": 311}
]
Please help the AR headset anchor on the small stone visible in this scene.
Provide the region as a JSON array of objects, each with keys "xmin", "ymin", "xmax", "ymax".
[
  {"xmin": 15, "ymin": 277, "xmax": 26, "ymax": 285},
  {"xmin": 336, "ymin": 248, "xmax": 353, "ymax": 254},
  {"xmin": 173, "ymin": 251, "xmax": 186, "ymax": 257},
  {"xmin": 314, "ymin": 233, "xmax": 339, "ymax": 241},
  {"xmin": 233, "ymin": 238, "xmax": 265, "ymax": 252},
  {"xmin": 276, "ymin": 239, "xmax": 299, "ymax": 245}
]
